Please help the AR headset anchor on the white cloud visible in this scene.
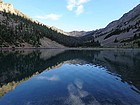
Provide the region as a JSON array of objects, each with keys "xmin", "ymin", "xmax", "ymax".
[
  {"xmin": 35, "ymin": 14, "xmax": 62, "ymax": 20},
  {"xmin": 67, "ymin": 4, "xmax": 75, "ymax": 11},
  {"xmin": 75, "ymin": 5, "xmax": 84, "ymax": 15},
  {"xmin": 67, "ymin": 0, "xmax": 76, "ymax": 11},
  {"xmin": 77, "ymin": 0, "xmax": 90, "ymax": 5},
  {"xmin": 66, "ymin": 0, "xmax": 90, "ymax": 15}
]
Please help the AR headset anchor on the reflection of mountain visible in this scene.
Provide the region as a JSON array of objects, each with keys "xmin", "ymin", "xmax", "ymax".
[
  {"xmin": 0, "ymin": 49, "xmax": 140, "ymax": 96},
  {"xmin": 63, "ymin": 50, "xmax": 140, "ymax": 92},
  {"xmin": 0, "ymin": 50, "xmax": 99, "ymax": 96},
  {"xmin": 92, "ymin": 50, "xmax": 140, "ymax": 91},
  {"xmin": 0, "ymin": 49, "xmax": 66, "ymax": 96},
  {"xmin": 0, "ymin": 49, "xmax": 65, "ymax": 85}
]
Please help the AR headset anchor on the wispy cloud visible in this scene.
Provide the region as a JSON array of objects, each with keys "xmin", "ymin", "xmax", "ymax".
[
  {"xmin": 35, "ymin": 14, "xmax": 62, "ymax": 20},
  {"xmin": 67, "ymin": 0, "xmax": 90, "ymax": 15},
  {"xmin": 75, "ymin": 5, "xmax": 84, "ymax": 15}
]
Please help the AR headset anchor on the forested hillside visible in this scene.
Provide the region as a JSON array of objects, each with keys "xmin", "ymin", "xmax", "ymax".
[{"xmin": 0, "ymin": 1, "xmax": 100, "ymax": 48}]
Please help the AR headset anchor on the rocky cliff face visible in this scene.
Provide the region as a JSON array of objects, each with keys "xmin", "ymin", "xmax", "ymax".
[
  {"xmin": 0, "ymin": 1, "xmax": 33, "ymax": 21},
  {"xmin": 0, "ymin": 2, "xmax": 14, "ymax": 12}
]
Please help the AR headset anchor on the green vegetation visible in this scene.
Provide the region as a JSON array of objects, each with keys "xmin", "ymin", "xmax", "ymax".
[
  {"xmin": 120, "ymin": 33, "xmax": 140, "ymax": 47},
  {"xmin": 104, "ymin": 29, "xmax": 125, "ymax": 39},
  {"xmin": 138, "ymin": 41, "xmax": 140, "ymax": 47},
  {"xmin": 0, "ymin": 11, "xmax": 100, "ymax": 47},
  {"xmin": 104, "ymin": 20, "xmax": 140, "ymax": 40},
  {"xmin": 114, "ymin": 38, "xmax": 119, "ymax": 43}
]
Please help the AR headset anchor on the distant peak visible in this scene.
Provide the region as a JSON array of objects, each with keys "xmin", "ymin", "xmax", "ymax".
[{"xmin": 0, "ymin": 1, "xmax": 14, "ymax": 13}]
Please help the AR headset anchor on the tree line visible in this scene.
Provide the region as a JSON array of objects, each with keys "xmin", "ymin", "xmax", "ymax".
[{"xmin": 0, "ymin": 11, "xmax": 100, "ymax": 47}]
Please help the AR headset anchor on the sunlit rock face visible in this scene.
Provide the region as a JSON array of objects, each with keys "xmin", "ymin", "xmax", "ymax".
[
  {"xmin": 0, "ymin": 2, "xmax": 14, "ymax": 12},
  {"xmin": 0, "ymin": 1, "xmax": 68, "ymax": 36},
  {"xmin": 0, "ymin": 2, "xmax": 25, "ymax": 17}
]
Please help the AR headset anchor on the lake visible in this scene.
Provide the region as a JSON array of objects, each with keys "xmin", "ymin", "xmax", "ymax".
[{"xmin": 0, "ymin": 49, "xmax": 140, "ymax": 105}]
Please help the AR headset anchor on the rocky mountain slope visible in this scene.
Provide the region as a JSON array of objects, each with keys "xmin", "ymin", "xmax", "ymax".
[
  {"xmin": 1, "ymin": 1, "xmax": 139, "ymax": 48},
  {"xmin": 83, "ymin": 4, "xmax": 140, "ymax": 47},
  {"xmin": 0, "ymin": 1, "xmax": 67, "ymax": 36},
  {"xmin": 0, "ymin": 1, "xmax": 65, "ymax": 48},
  {"xmin": 0, "ymin": 1, "xmax": 100, "ymax": 48}
]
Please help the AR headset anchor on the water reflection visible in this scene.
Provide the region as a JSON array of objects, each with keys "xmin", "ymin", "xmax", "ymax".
[
  {"xmin": 37, "ymin": 75, "xmax": 60, "ymax": 81},
  {"xmin": 0, "ymin": 49, "xmax": 140, "ymax": 105},
  {"xmin": 66, "ymin": 79, "xmax": 100, "ymax": 105}
]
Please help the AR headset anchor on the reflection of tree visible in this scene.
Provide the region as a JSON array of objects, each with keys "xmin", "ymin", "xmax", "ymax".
[
  {"xmin": 0, "ymin": 49, "xmax": 140, "ymax": 96},
  {"xmin": 0, "ymin": 51, "xmax": 43, "ymax": 85},
  {"xmin": 0, "ymin": 50, "xmax": 100, "ymax": 96},
  {"xmin": 0, "ymin": 76, "xmax": 30, "ymax": 97}
]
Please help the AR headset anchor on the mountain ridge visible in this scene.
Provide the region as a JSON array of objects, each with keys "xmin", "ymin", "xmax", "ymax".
[
  {"xmin": 0, "ymin": 1, "xmax": 100, "ymax": 48},
  {"xmin": 80, "ymin": 4, "xmax": 140, "ymax": 47},
  {"xmin": 0, "ymin": 1, "xmax": 140, "ymax": 48},
  {"xmin": 0, "ymin": 1, "xmax": 69, "ymax": 35}
]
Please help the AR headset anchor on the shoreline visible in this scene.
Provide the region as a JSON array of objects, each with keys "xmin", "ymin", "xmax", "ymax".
[{"xmin": 0, "ymin": 47, "xmax": 140, "ymax": 51}]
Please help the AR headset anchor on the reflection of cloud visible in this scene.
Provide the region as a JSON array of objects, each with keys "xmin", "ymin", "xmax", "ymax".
[
  {"xmin": 37, "ymin": 75, "xmax": 60, "ymax": 81},
  {"xmin": 66, "ymin": 79, "xmax": 101, "ymax": 105},
  {"xmin": 26, "ymin": 102, "xmax": 31, "ymax": 105},
  {"xmin": 75, "ymin": 79, "xmax": 83, "ymax": 89}
]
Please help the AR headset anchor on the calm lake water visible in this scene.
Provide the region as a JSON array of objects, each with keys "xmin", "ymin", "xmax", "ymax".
[{"xmin": 0, "ymin": 49, "xmax": 140, "ymax": 105}]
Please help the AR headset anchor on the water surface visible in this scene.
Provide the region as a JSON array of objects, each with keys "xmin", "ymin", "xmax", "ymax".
[{"xmin": 0, "ymin": 49, "xmax": 140, "ymax": 105}]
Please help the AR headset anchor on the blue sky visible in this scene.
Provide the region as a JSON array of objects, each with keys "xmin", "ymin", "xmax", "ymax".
[{"xmin": 3, "ymin": 0, "xmax": 140, "ymax": 32}]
